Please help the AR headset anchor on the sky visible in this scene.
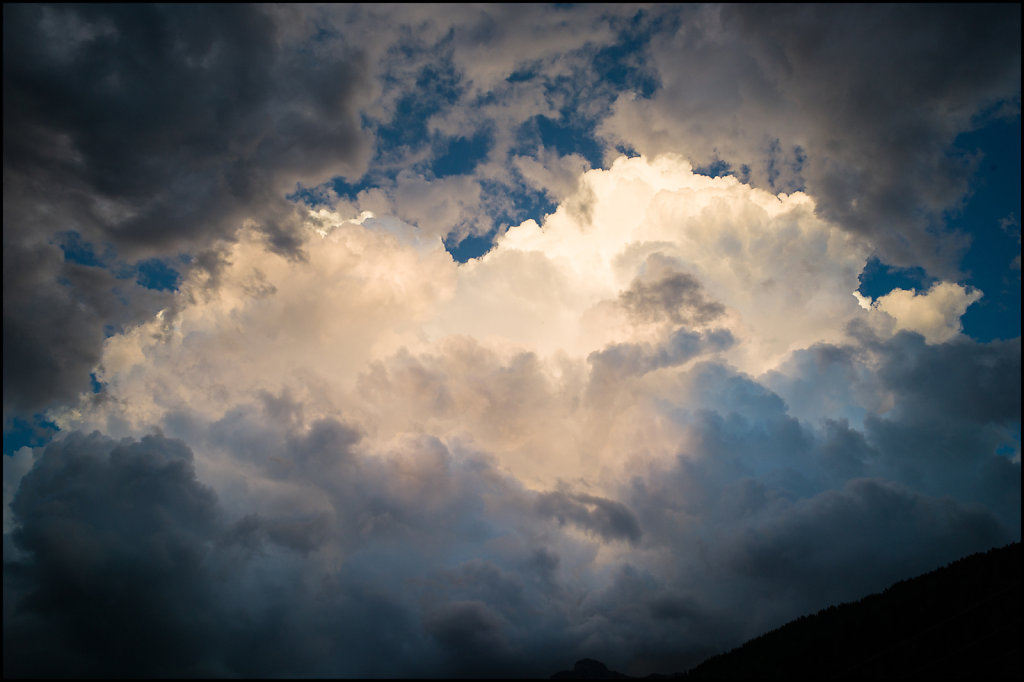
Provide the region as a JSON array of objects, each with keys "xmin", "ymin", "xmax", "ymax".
[{"xmin": 2, "ymin": 4, "xmax": 1020, "ymax": 678}]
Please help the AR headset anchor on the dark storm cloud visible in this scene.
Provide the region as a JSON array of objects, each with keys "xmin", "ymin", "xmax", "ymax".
[
  {"xmin": 3, "ymin": 3, "xmax": 371, "ymax": 254},
  {"xmin": 874, "ymin": 332, "xmax": 1021, "ymax": 425},
  {"xmin": 714, "ymin": 478, "xmax": 1010, "ymax": 614},
  {"xmin": 2, "ymin": 241, "xmax": 171, "ymax": 416},
  {"xmin": 863, "ymin": 332, "xmax": 1022, "ymax": 525},
  {"xmin": 0, "ymin": 428, "xmax": 441, "ymax": 676},
  {"xmin": 730, "ymin": 1, "xmax": 1020, "ymax": 271},
  {"xmin": 2, "ymin": 422, "xmax": 599, "ymax": 678},
  {"xmin": 3, "ymin": 431, "xmax": 224, "ymax": 677},
  {"xmin": 616, "ymin": 357, "xmax": 1018, "ymax": 654},
  {"xmin": 226, "ymin": 511, "xmax": 333, "ymax": 554},
  {"xmin": 4, "ymin": 353, "xmax": 1018, "ymax": 678},
  {"xmin": 690, "ymin": 332, "xmax": 1021, "ymax": 530},
  {"xmin": 536, "ymin": 490, "xmax": 642, "ymax": 545},
  {"xmin": 610, "ymin": 432, "xmax": 1012, "ymax": 671},
  {"xmin": 2, "ymin": 4, "xmax": 374, "ymax": 416},
  {"xmin": 607, "ymin": 3, "xmax": 1021, "ymax": 274},
  {"xmin": 423, "ymin": 599, "xmax": 517, "ymax": 675}
]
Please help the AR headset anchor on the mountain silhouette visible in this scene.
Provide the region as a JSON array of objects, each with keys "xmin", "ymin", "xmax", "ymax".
[
  {"xmin": 552, "ymin": 658, "xmax": 631, "ymax": 679},
  {"xmin": 553, "ymin": 542, "xmax": 1021, "ymax": 679}
]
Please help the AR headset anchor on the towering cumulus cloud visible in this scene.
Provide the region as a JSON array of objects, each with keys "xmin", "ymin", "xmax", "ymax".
[{"xmin": 4, "ymin": 4, "xmax": 1020, "ymax": 678}]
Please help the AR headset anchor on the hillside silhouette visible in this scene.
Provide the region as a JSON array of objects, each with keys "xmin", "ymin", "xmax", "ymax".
[
  {"xmin": 553, "ymin": 542, "xmax": 1021, "ymax": 679},
  {"xmin": 682, "ymin": 542, "xmax": 1021, "ymax": 680}
]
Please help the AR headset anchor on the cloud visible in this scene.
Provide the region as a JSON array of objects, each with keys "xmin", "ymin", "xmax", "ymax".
[
  {"xmin": 2, "ymin": 447, "xmax": 34, "ymax": 534},
  {"xmin": 9, "ymin": 4, "xmax": 1014, "ymax": 424},
  {"xmin": 598, "ymin": 4, "xmax": 1021, "ymax": 275},
  {"xmin": 2, "ymin": 240, "xmax": 172, "ymax": 416},
  {"xmin": 3, "ymin": 12, "xmax": 1019, "ymax": 673},
  {"xmin": 42, "ymin": 157, "xmax": 1003, "ymax": 510},
  {"xmin": 3, "ymin": 4, "xmax": 373, "ymax": 255},
  {"xmin": 619, "ymin": 254, "xmax": 726, "ymax": 326},
  {"xmin": 4, "ymin": 432, "xmax": 224, "ymax": 677},
  {"xmin": 710, "ymin": 477, "xmax": 1010, "ymax": 622},
  {"xmin": 869, "ymin": 282, "xmax": 983, "ymax": 343},
  {"xmin": 536, "ymin": 491, "xmax": 643, "ymax": 545},
  {"xmin": 2, "ymin": 4, "xmax": 375, "ymax": 415},
  {"xmin": 9, "ymin": 334, "xmax": 1015, "ymax": 677},
  {"xmin": 45, "ymin": 156, "xmax": 890, "ymax": 490}
]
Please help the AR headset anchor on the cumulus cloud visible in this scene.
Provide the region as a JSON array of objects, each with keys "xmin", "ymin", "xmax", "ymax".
[
  {"xmin": 9, "ymin": 4, "xmax": 1015, "ymax": 419},
  {"xmin": 2, "ymin": 4, "xmax": 375, "ymax": 414},
  {"xmin": 3, "ymin": 6, "xmax": 1019, "ymax": 678},
  {"xmin": 4, "ymin": 432, "xmax": 224, "ymax": 677},
  {"xmin": 49, "ymin": 157, "xmax": 884, "ymax": 483},
  {"xmin": 598, "ymin": 4, "xmax": 1021, "ymax": 275},
  {"xmin": 867, "ymin": 282, "xmax": 983, "ymax": 343},
  {"xmin": 2, "ymin": 240, "xmax": 172, "ymax": 416},
  {"xmin": 3, "ymin": 4, "xmax": 372, "ymax": 255},
  {"xmin": 5, "ymin": 154, "xmax": 1013, "ymax": 677}
]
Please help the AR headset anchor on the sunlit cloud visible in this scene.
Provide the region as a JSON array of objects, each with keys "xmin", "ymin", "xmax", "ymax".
[{"xmin": 3, "ymin": 4, "xmax": 1019, "ymax": 678}]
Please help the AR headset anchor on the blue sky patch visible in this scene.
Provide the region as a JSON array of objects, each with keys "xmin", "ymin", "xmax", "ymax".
[
  {"xmin": 58, "ymin": 231, "xmax": 108, "ymax": 268},
  {"xmin": 857, "ymin": 257, "xmax": 938, "ymax": 300},
  {"xmin": 432, "ymin": 131, "xmax": 492, "ymax": 178},
  {"xmin": 694, "ymin": 158, "xmax": 733, "ymax": 179},
  {"xmin": 444, "ymin": 226, "xmax": 501, "ymax": 262},
  {"xmin": 3, "ymin": 415, "xmax": 59, "ymax": 455},
  {"xmin": 135, "ymin": 258, "xmax": 181, "ymax": 291},
  {"xmin": 949, "ymin": 115, "xmax": 1022, "ymax": 342}
]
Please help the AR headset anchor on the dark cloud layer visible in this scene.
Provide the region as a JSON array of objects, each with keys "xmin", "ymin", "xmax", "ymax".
[
  {"xmin": 4, "ymin": 331, "xmax": 1019, "ymax": 677},
  {"xmin": 536, "ymin": 490, "xmax": 643, "ymax": 545},
  {"xmin": 4, "ymin": 432, "xmax": 223, "ymax": 677},
  {"xmin": 2, "ymin": 239, "xmax": 172, "ymax": 416},
  {"xmin": 3, "ymin": 4, "xmax": 371, "ymax": 255},
  {"xmin": 1, "ymin": 419, "xmax": 573, "ymax": 677},
  {"xmin": 3, "ymin": 3, "xmax": 373, "ymax": 415}
]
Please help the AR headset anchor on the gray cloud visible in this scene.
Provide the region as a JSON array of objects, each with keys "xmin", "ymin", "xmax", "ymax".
[
  {"xmin": 2, "ymin": 4, "xmax": 374, "ymax": 416},
  {"xmin": 619, "ymin": 355, "xmax": 1017, "ymax": 656},
  {"xmin": 619, "ymin": 256, "xmax": 726, "ymax": 326},
  {"xmin": 3, "ymin": 4, "xmax": 372, "ymax": 256},
  {"xmin": 2, "ymin": 427, "xmax": 544, "ymax": 677},
  {"xmin": 423, "ymin": 599, "xmax": 517, "ymax": 675},
  {"xmin": 5, "ymin": 332, "xmax": 1019, "ymax": 678},
  {"xmin": 766, "ymin": 331, "xmax": 1022, "ymax": 528},
  {"xmin": 537, "ymin": 490, "xmax": 643, "ymax": 545},
  {"xmin": 587, "ymin": 329, "xmax": 735, "ymax": 393},
  {"xmin": 2, "ymin": 241, "xmax": 172, "ymax": 416},
  {"xmin": 716, "ymin": 477, "xmax": 1009, "ymax": 613},
  {"xmin": 874, "ymin": 333, "xmax": 1021, "ymax": 426},
  {"xmin": 601, "ymin": 4, "xmax": 1021, "ymax": 275},
  {"xmin": 4, "ymin": 432, "xmax": 224, "ymax": 677}
]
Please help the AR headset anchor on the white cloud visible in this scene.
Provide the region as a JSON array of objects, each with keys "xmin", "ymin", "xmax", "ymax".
[
  {"xmin": 49, "ymin": 155, "xmax": 941, "ymax": 494},
  {"xmin": 870, "ymin": 282, "xmax": 982, "ymax": 344}
]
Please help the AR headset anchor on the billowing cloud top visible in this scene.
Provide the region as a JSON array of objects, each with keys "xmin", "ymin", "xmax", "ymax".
[{"xmin": 3, "ymin": 4, "xmax": 1020, "ymax": 678}]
